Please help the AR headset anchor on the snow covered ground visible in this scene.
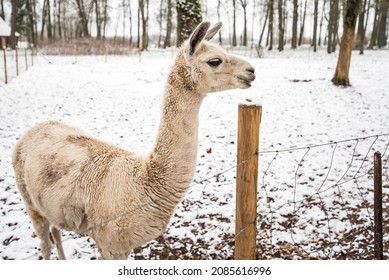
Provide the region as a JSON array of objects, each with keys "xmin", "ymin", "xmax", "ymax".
[{"xmin": 0, "ymin": 47, "xmax": 388, "ymax": 260}]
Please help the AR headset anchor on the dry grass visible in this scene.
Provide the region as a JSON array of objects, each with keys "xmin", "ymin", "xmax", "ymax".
[{"xmin": 39, "ymin": 37, "xmax": 140, "ymax": 56}]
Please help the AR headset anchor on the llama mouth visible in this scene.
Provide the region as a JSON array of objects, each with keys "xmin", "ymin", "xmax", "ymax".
[{"xmin": 237, "ymin": 75, "xmax": 255, "ymax": 88}]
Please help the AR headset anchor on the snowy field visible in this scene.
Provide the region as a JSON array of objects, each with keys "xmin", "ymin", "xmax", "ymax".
[{"xmin": 0, "ymin": 47, "xmax": 388, "ymax": 260}]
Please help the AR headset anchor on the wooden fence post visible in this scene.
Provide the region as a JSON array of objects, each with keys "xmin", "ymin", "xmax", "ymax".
[
  {"xmin": 374, "ymin": 151, "xmax": 383, "ymax": 260},
  {"xmin": 31, "ymin": 47, "xmax": 34, "ymax": 66},
  {"xmin": 235, "ymin": 103, "xmax": 262, "ymax": 260},
  {"xmin": 25, "ymin": 48, "xmax": 28, "ymax": 71},
  {"xmin": 3, "ymin": 48, "xmax": 7, "ymax": 84},
  {"xmin": 15, "ymin": 47, "xmax": 19, "ymax": 76}
]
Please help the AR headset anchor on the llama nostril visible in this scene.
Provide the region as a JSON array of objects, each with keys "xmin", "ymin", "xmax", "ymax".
[{"xmin": 246, "ymin": 67, "xmax": 255, "ymax": 74}]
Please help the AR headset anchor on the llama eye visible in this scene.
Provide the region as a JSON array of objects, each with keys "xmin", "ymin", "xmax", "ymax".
[{"xmin": 207, "ymin": 58, "xmax": 222, "ymax": 67}]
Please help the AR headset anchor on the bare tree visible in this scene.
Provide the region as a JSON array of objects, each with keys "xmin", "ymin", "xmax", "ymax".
[
  {"xmin": 47, "ymin": 0, "xmax": 53, "ymax": 40},
  {"xmin": 369, "ymin": 0, "xmax": 380, "ymax": 48},
  {"xmin": 278, "ymin": 0, "xmax": 284, "ymax": 51},
  {"xmin": 94, "ymin": 0, "xmax": 102, "ymax": 39},
  {"xmin": 312, "ymin": 0, "xmax": 319, "ymax": 51},
  {"xmin": 267, "ymin": 0, "xmax": 274, "ymax": 50},
  {"xmin": 0, "ymin": 0, "xmax": 4, "ymax": 20},
  {"xmin": 232, "ymin": 0, "xmax": 237, "ymax": 46},
  {"xmin": 377, "ymin": 0, "xmax": 389, "ymax": 47},
  {"xmin": 40, "ymin": 0, "xmax": 47, "ymax": 40},
  {"xmin": 137, "ymin": 2, "xmax": 140, "ymax": 48},
  {"xmin": 75, "ymin": 0, "xmax": 90, "ymax": 37},
  {"xmin": 130, "ymin": 0, "xmax": 134, "ymax": 45},
  {"xmin": 327, "ymin": 0, "xmax": 339, "ymax": 53},
  {"xmin": 332, "ymin": 0, "xmax": 362, "ymax": 86},
  {"xmin": 122, "ymin": 0, "xmax": 127, "ymax": 44},
  {"xmin": 298, "ymin": 0, "xmax": 308, "ymax": 46},
  {"xmin": 218, "ymin": 0, "xmax": 222, "ymax": 45},
  {"xmin": 10, "ymin": 0, "xmax": 17, "ymax": 48},
  {"xmin": 258, "ymin": 1, "xmax": 269, "ymax": 47},
  {"xmin": 291, "ymin": 0, "xmax": 298, "ymax": 48},
  {"xmin": 164, "ymin": 0, "xmax": 173, "ymax": 48},
  {"xmin": 356, "ymin": 0, "xmax": 369, "ymax": 53},
  {"xmin": 157, "ymin": 0, "xmax": 164, "ymax": 48},
  {"xmin": 138, "ymin": 0, "xmax": 149, "ymax": 50},
  {"xmin": 54, "ymin": 0, "xmax": 62, "ymax": 39},
  {"xmin": 239, "ymin": 0, "xmax": 248, "ymax": 46},
  {"xmin": 318, "ymin": 0, "xmax": 327, "ymax": 46},
  {"xmin": 102, "ymin": 0, "xmax": 108, "ymax": 39}
]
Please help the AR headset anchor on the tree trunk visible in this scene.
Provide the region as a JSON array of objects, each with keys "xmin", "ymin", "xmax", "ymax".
[
  {"xmin": 128, "ymin": 0, "xmax": 133, "ymax": 45},
  {"xmin": 47, "ymin": 0, "xmax": 53, "ymax": 40},
  {"xmin": 332, "ymin": 0, "xmax": 340, "ymax": 52},
  {"xmin": 94, "ymin": 0, "xmax": 101, "ymax": 39},
  {"xmin": 319, "ymin": 0, "xmax": 327, "ymax": 46},
  {"xmin": 157, "ymin": 0, "xmax": 163, "ymax": 48},
  {"xmin": 356, "ymin": 0, "xmax": 367, "ymax": 52},
  {"xmin": 327, "ymin": 0, "xmax": 336, "ymax": 53},
  {"xmin": 25, "ymin": 0, "xmax": 37, "ymax": 46},
  {"xmin": 292, "ymin": 0, "xmax": 298, "ymax": 48},
  {"xmin": 139, "ymin": 0, "xmax": 149, "ymax": 50},
  {"xmin": 268, "ymin": 0, "xmax": 274, "ymax": 50},
  {"xmin": 332, "ymin": 0, "xmax": 362, "ymax": 87},
  {"xmin": 278, "ymin": 0, "xmax": 284, "ymax": 51},
  {"xmin": 361, "ymin": 0, "xmax": 371, "ymax": 52},
  {"xmin": 378, "ymin": 0, "xmax": 389, "ymax": 47},
  {"xmin": 232, "ymin": 0, "xmax": 237, "ymax": 46},
  {"xmin": 217, "ymin": 0, "xmax": 222, "ymax": 45},
  {"xmin": 369, "ymin": 0, "xmax": 380, "ymax": 48},
  {"xmin": 240, "ymin": 0, "xmax": 248, "ymax": 46},
  {"xmin": 102, "ymin": 0, "xmax": 108, "ymax": 39},
  {"xmin": 0, "ymin": 0, "xmax": 4, "ymax": 20},
  {"xmin": 164, "ymin": 0, "xmax": 172, "ymax": 48},
  {"xmin": 121, "ymin": 0, "xmax": 126, "ymax": 44},
  {"xmin": 298, "ymin": 0, "xmax": 308, "ymax": 46},
  {"xmin": 56, "ymin": 0, "xmax": 62, "ymax": 39},
  {"xmin": 62, "ymin": 2, "xmax": 68, "ymax": 39},
  {"xmin": 10, "ymin": 0, "xmax": 17, "ymax": 48},
  {"xmin": 312, "ymin": 0, "xmax": 319, "ymax": 51},
  {"xmin": 40, "ymin": 0, "xmax": 47, "ymax": 41},
  {"xmin": 75, "ymin": 0, "xmax": 89, "ymax": 37},
  {"xmin": 258, "ymin": 4, "xmax": 269, "ymax": 47},
  {"xmin": 137, "ymin": 4, "xmax": 140, "ymax": 48},
  {"xmin": 176, "ymin": 0, "xmax": 202, "ymax": 47}
]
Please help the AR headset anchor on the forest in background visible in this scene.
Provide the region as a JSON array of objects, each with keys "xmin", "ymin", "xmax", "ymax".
[{"xmin": 0, "ymin": 0, "xmax": 388, "ymax": 53}]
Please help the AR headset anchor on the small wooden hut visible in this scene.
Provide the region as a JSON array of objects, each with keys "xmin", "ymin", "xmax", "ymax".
[{"xmin": 0, "ymin": 17, "xmax": 11, "ymax": 49}]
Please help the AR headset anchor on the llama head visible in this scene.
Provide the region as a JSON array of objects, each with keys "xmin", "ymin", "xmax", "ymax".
[{"xmin": 183, "ymin": 21, "xmax": 256, "ymax": 95}]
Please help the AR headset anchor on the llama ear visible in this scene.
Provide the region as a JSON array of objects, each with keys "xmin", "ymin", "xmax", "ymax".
[
  {"xmin": 204, "ymin": 22, "xmax": 222, "ymax": 41},
  {"xmin": 185, "ymin": 21, "xmax": 211, "ymax": 59}
]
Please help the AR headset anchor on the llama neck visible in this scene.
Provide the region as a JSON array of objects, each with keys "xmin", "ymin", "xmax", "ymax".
[{"xmin": 146, "ymin": 56, "xmax": 204, "ymax": 201}]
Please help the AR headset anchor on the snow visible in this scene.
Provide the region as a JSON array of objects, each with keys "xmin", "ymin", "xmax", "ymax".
[{"xmin": 0, "ymin": 47, "xmax": 388, "ymax": 260}]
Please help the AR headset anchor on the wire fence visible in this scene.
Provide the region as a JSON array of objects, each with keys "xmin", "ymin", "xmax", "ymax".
[
  {"xmin": 135, "ymin": 132, "xmax": 388, "ymax": 260},
  {"xmin": 255, "ymin": 133, "xmax": 389, "ymax": 259},
  {"xmin": 0, "ymin": 48, "xmax": 36, "ymax": 84},
  {"xmin": 78, "ymin": 132, "xmax": 389, "ymax": 260}
]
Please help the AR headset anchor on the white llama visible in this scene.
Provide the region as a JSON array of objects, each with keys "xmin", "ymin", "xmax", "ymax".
[{"xmin": 12, "ymin": 21, "xmax": 255, "ymax": 260}]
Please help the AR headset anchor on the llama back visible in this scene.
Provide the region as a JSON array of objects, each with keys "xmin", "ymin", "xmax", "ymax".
[{"xmin": 12, "ymin": 121, "xmax": 136, "ymax": 232}]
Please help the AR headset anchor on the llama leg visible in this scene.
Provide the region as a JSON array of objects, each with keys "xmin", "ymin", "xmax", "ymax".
[
  {"xmin": 26, "ymin": 207, "xmax": 51, "ymax": 260},
  {"xmin": 51, "ymin": 226, "xmax": 66, "ymax": 260}
]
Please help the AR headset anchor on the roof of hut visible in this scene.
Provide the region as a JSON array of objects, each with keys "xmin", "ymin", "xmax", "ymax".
[{"xmin": 0, "ymin": 17, "xmax": 11, "ymax": 37}]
